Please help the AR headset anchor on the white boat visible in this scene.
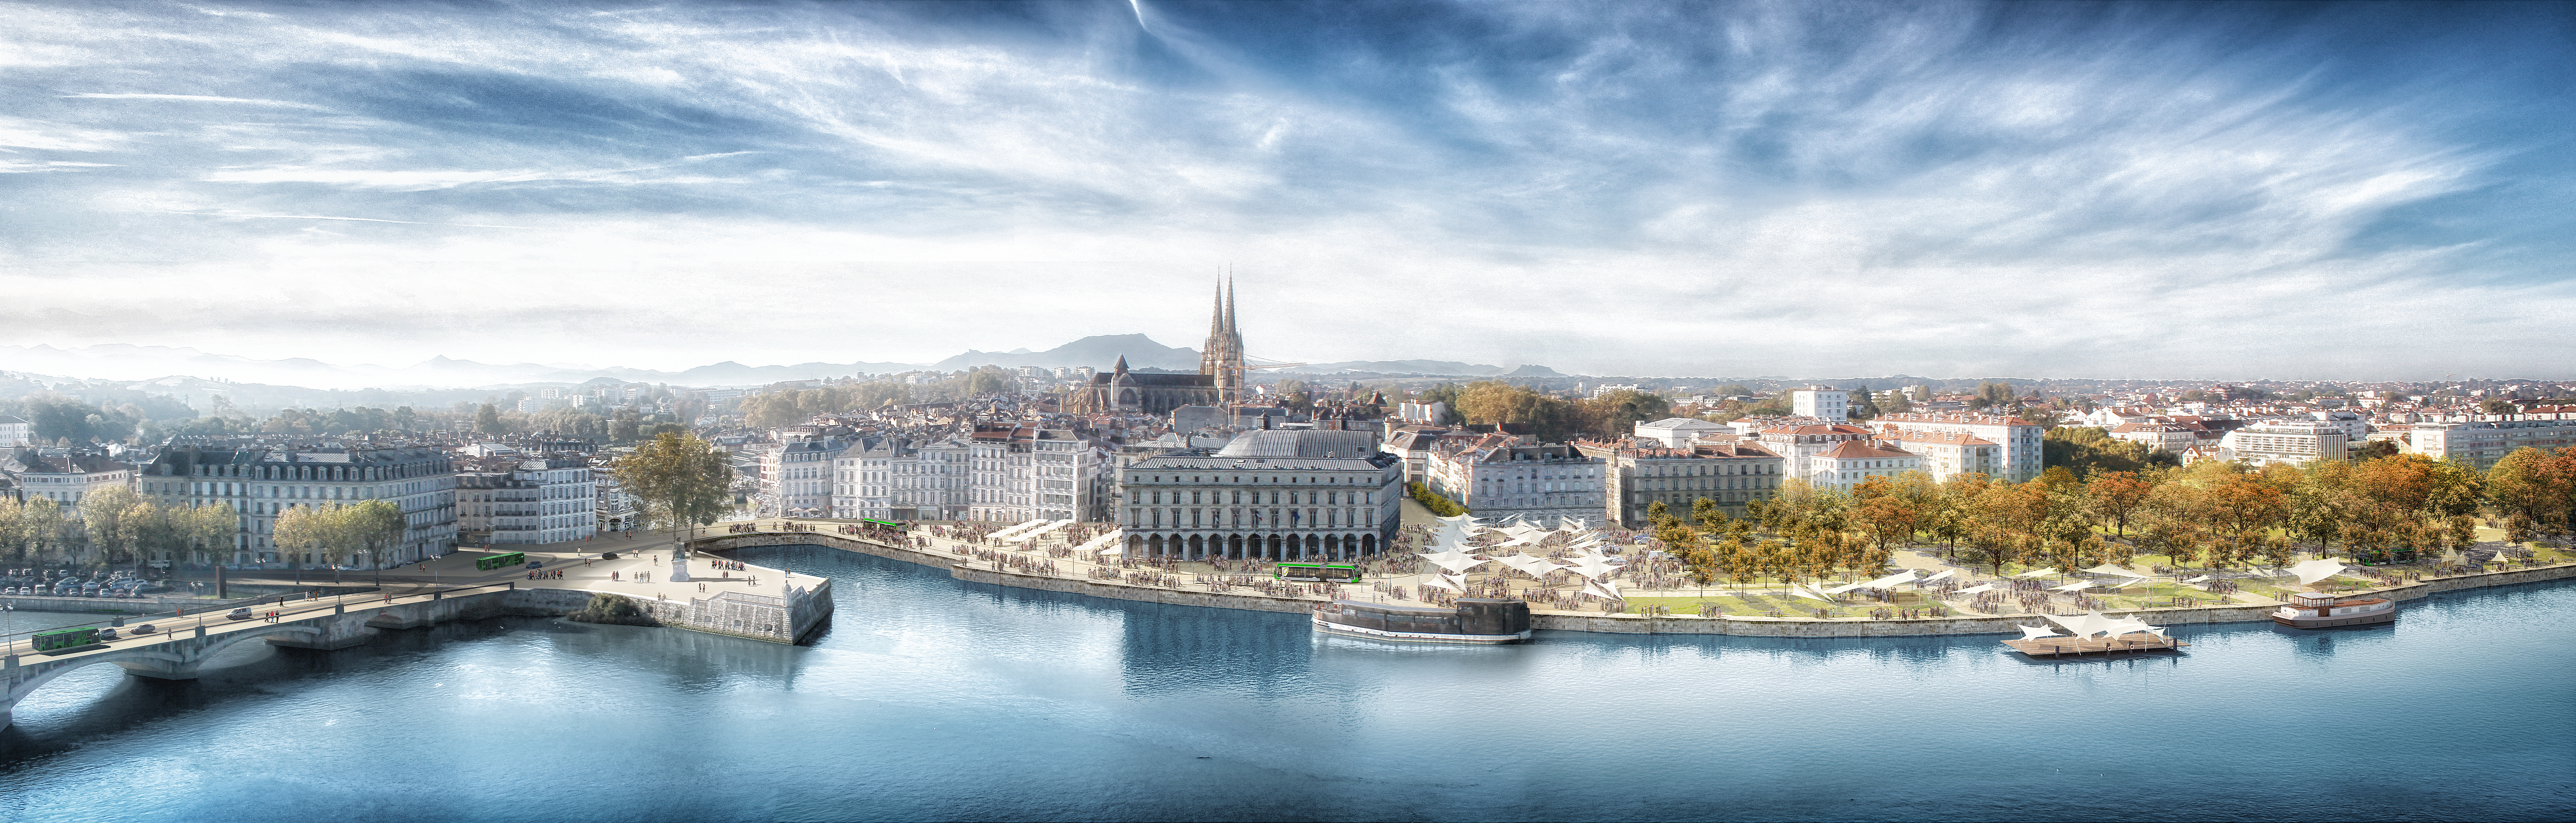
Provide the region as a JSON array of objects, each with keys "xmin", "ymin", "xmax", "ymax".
[{"xmin": 1312, "ymin": 598, "xmax": 1532, "ymax": 644}]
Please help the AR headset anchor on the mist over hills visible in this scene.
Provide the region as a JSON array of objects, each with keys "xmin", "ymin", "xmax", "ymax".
[{"xmin": 0, "ymin": 337, "xmax": 1533, "ymax": 399}]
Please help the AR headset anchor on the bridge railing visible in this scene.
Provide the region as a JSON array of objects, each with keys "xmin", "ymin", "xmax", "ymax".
[{"xmin": 1, "ymin": 581, "xmax": 520, "ymax": 660}]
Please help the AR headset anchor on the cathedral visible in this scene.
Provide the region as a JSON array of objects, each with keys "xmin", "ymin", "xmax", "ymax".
[{"xmin": 1068, "ymin": 278, "xmax": 1245, "ymax": 415}]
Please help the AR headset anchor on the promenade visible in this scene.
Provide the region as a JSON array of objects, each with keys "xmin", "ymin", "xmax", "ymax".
[{"xmin": 677, "ymin": 517, "xmax": 2576, "ymax": 638}]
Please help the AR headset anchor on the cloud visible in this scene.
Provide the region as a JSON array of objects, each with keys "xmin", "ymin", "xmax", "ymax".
[
  {"xmin": 62, "ymin": 92, "xmax": 336, "ymax": 110},
  {"xmin": 0, "ymin": 0, "xmax": 2568, "ymax": 379}
]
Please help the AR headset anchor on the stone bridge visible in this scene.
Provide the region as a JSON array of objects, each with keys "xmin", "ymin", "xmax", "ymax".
[{"xmin": 2, "ymin": 584, "xmax": 523, "ymax": 729}]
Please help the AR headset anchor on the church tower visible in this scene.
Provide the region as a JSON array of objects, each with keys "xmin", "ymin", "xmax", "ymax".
[{"xmin": 1198, "ymin": 273, "xmax": 1246, "ymax": 406}]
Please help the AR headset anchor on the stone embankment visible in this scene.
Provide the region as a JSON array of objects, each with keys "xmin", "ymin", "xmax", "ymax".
[{"xmin": 693, "ymin": 528, "xmax": 2576, "ymax": 638}]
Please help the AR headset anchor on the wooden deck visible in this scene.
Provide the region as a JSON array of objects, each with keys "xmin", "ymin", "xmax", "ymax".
[{"xmin": 2003, "ymin": 631, "xmax": 2189, "ymax": 657}]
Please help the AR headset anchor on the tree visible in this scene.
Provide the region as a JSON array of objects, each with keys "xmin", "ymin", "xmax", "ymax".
[
  {"xmin": 475, "ymin": 403, "xmax": 505, "ymax": 436},
  {"xmin": 614, "ymin": 431, "xmax": 736, "ymax": 539},
  {"xmin": 2481, "ymin": 398, "xmax": 2517, "ymax": 415},
  {"xmin": 2087, "ymin": 470, "xmax": 2153, "ymax": 537},
  {"xmin": 1969, "ymin": 382, "xmax": 2015, "ymax": 412},
  {"xmin": 1851, "ymin": 384, "xmax": 1882, "ymax": 420},
  {"xmin": 1578, "ymin": 390, "xmax": 1671, "ymax": 439},
  {"xmin": 964, "ymin": 367, "xmax": 1013, "ymax": 397},
  {"xmin": 1690, "ymin": 497, "xmax": 1726, "ymax": 529},
  {"xmin": 345, "ymin": 500, "xmax": 407, "ymax": 568},
  {"xmin": 272, "ymin": 504, "xmax": 336, "ymax": 568},
  {"xmin": 185, "ymin": 503, "xmax": 239, "ymax": 563},
  {"xmin": 77, "ymin": 484, "xmax": 145, "ymax": 563},
  {"xmin": 2486, "ymin": 447, "xmax": 2574, "ymax": 533}
]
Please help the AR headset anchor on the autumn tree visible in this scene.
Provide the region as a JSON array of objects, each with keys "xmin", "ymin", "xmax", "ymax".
[{"xmin": 614, "ymin": 431, "xmax": 736, "ymax": 540}]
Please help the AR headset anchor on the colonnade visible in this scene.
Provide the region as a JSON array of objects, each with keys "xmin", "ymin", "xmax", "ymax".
[{"xmin": 1127, "ymin": 532, "xmax": 1380, "ymax": 561}]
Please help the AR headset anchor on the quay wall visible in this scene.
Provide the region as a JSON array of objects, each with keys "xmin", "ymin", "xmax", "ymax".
[
  {"xmin": 692, "ymin": 530, "xmax": 2576, "ymax": 639},
  {"xmin": 948, "ymin": 565, "xmax": 1317, "ymax": 615}
]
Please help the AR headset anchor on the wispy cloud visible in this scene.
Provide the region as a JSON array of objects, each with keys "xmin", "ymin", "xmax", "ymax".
[{"xmin": 0, "ymin": 0, "xmax": 2568, "ymax": 378}]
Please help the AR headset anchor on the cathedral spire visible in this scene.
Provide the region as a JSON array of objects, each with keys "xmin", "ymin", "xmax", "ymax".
[{"xmin": 1223, "ymin": 265, "xmax": 1237, "ymax": 338}]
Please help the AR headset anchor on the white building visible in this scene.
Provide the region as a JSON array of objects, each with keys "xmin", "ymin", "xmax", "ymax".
[
  {"xmin": 1575, "ymin": 438, "xmax": 1784, "ymax": 527},
  {"xmin": 1633, "ymin": 417, "xmax": 1729, "ymax": 448},
  {"xmin": 2307, "ymin": 410, "xmax": 2369, "ymax": 443},
  {"xmin": 1790, "ymin": 388, "xmax": 1849, "ymax": 421},
  {"xmin": 2, "ymin": 451, "xmax": 130, "ymax": 509},
  {"xmin": 1425, "ymin": 435, "xmax": 1608, "ymax": 527},
  {"xmin": 1809, "ymin": 440, "xmax": 1925, "ymax": 490},
  {"xmin": 2107, "ymin": 421, "xmax": 2200, "ymax": 453},
  {"xmin": 457, "ymin": 457, "xmax": 597, "ymax": 546},
  {"xmin": 2399, "ymin": 415, "xmax": 2576, "ymax": 469},
  {"xmin": 1879, "ymin": 429, "xmax": 2004, "ymax": 480},
  {"xmin": 0, "ymin": 415, "xmax": 30, "ymax": 448},
  {"xmin": 1117, "ymin": 430, "xmax": 1403, "ymax": 560},
  {"xmin": 1869, "ymin": 413, "xmax": 2045, "ymax": 483},
  {"xmin": 140, "ymin": 445, "xmax": 458, "ymax": 568},
  {"xmin": 760, "ymin": 435, "xmax": 849, "ymax": 518},
  {"xmin": 1397, "ymin": 401, "xmax": 1448, "ymax": 425},
  {"xmin": 2218, "ymin": 420, "xmax": 2350, "ymax": 466}
]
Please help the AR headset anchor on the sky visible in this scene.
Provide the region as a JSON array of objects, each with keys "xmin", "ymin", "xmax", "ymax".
[{"xmin": 2, "ymin": 0, "xmax": 2571, "ymax": 381}]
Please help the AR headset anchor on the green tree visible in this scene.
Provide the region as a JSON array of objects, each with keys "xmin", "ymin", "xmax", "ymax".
[
  {"xmin": 614, "ymin": 431, "xmax": 736, "ymax": 540},
  {"xmin": 76, "ymin": 484, "xmax": 144, "ymax": 563},
  {"xmin": 475, "ymin": 403, "xmax": 505, "ymax": 436},
  {"xmin": 2481, "ymin": 398, "xmax": 2517, "ymax": 415},
  {"xmin": 1690, "ymin": 497, "xmax": 1726, "ymax": 529}
]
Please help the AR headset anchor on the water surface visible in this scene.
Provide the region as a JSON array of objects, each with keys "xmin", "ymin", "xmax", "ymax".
[{"xmin": 4, "ymin": 544, "xmax": 2570, "ymax": 821}]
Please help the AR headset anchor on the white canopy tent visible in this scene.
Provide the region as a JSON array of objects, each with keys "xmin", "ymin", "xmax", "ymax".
[
  {"xmin": 2016, "ymin": 568, "xmax": 2061, "ymax": 578},
  {"xmin": 2049, "ymin": 580, "xmax": 2099, "ymax": 592},
  {"xmin": 2288, "ymin": 558, "xmax": 2348, "ymax": 586},
  {"xmin": 1424, "ymin": 573, "xmax": 1467, "ymax": 593},
  {"xmin": 1953, "ymin": 583, "xmax": 1997, "ymax": 595},
  {"xmin": 2017, "ymin": 624, "xmax": 2063, "ymax": 641},
  {"xmin": 1918, "ymin": 570, "xmax": 1957, "ymax": 585}
]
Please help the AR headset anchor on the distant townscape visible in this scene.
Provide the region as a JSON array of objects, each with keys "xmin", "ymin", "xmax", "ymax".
[{"xmin": 2, "ymin": 283, "xmax": 2572, "ymax": 572}]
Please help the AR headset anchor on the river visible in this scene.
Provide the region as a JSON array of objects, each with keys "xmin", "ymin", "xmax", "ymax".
[{"xmin": 3, "ymin": 543, "xmax": 2571, "ymax": 822}]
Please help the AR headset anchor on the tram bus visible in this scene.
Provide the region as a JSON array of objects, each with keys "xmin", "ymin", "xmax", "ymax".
[
  {"xmin": 475, "ymin": 551, "xmax": 529, "ymax": 571},
  {"xmin": 1274, "ymin": 562, "xmax": 1362, "ymax": 583},
  {"xmin": 33, "ymin": 626, "xmax": 100, "ymax": 652},
  {"xmin": 860, "ymin": 518, "xmax": 908, "ymax": 531}
]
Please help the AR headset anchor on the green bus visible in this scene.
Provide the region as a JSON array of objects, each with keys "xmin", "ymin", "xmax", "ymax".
[
  {"xmin": 34, "ymin": 626, "xmax": 100, "ymax": 652},
  {"xmin": 475, "ymin": 551, "xmax": 529, "ymax": 571},
  {"xmin": 860, "ymin": 518, "xmax": 908, "ymax": 531},
  {"xmin": 1275, "ymin": 563, "xmax": 1362, "ymax": 583}
]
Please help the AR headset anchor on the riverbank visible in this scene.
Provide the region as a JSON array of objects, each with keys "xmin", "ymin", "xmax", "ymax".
[{"xmin": 689, "ymin": 525, "xmax": 2576, "ymax": 637}]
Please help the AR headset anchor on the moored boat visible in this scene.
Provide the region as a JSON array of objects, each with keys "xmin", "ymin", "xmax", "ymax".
[
  {"xmin": 2273, "ymin": 591, "xmax": 2397, "ymax": 628},
  {"xmin": 1313, "ymin": 598, "xmax": 1532, "ymax": 644}
]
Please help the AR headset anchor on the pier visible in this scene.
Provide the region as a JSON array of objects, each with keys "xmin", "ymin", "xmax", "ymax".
[{"xmin": 2003, "ymin": 631, "xmax": 2190, "ymax": 658}]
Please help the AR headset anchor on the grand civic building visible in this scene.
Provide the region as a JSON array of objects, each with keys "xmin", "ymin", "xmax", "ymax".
[
  {"xmin": 1117, "ymin": 430, "xmax": 1401, "ymax": 561},
  {"xmin": 1067, "ymin": 279, "xmax": 1243, "ymax": 415}
]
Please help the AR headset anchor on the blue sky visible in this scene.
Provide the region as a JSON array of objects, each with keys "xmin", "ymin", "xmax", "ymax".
[{"xmin": 2, "ymin": 0, "xmax": 2569, "ymax": 379}]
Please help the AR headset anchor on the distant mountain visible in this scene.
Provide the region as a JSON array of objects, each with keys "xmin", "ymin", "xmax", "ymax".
[
  {"xmin": 1503, "ymin": 364, "xmax": 1563, "ymax": 377},
  {"xmin": 930, "ymin": 334, "xmax": 1200, "ymax": 372},
  {"xmin": 1282, "ymin": 359, "xmax": 1508, "ymax": 376}
]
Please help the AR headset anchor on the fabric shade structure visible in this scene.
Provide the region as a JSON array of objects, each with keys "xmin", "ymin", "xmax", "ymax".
[
  {"xmin": 2016, "ymin": 568, "xmax": 2060, "ymax": 578},
  {"xmin": 1501, "ymin": 553, "xmax": 1562, "ymax": 579},
  {"xmin": 1583, "ymin": 578, "xmax": 1623, "ymax": 601},
  {"xmin": 1856, "ymin": 571, "xmax": 1920, "ymax": 590},
  {"xmin": 2045, "ymin": 611, "xmax": 2119, "ymax": 638},
  {"xmin": 2181, "ymin": 575, "xmax": 2211, "ymax": 584},
  {"xmin": 1919, "ymin": 570, "xmax": 1957, "ymax": 584},
  {"xmin": 2288, "ymin": 558, "xmax": 2347, "ymax": 586},
  {"xmin": 1424, "ymin": 573, "xmax": 1467, "ymax": 593},
  {"xmin": 2081, "ymin": 563, "xmax": 2149, "ymax": 578},
  {"xmin": 2049, "ymin": 580, "xmax": 2098, "ymax": 592},
  {"xmin": 2017, "ymin": 624, "xmax": 2063, "ymax": 641},
  {"xmin": 1564, "ymin": 554, "xmax": 1620, "ymax": 581},
  {"xmin": 1558, "ymin": 517, "xmax": 1589, "ymax": 533},
  {"xmin": 1418, "ymin": 550, "xmax": 1491, "ymax": 575},
  {"xmin": 1953, "ymin": 583, "xmax": 1997, "ymax": 595},
  {"xmin": 1788, "ymin": 586, "xmax": 1832, "ymax": 602}
]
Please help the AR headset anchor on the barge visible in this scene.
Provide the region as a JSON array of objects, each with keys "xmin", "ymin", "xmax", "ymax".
[
  {"xmin": 2273, "ymin": 591, "xmax": 2397, "ymax": 628},
  {"xmin": 1314, "ymin": 598, "xmax": 1533, "ymax": 644}
]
